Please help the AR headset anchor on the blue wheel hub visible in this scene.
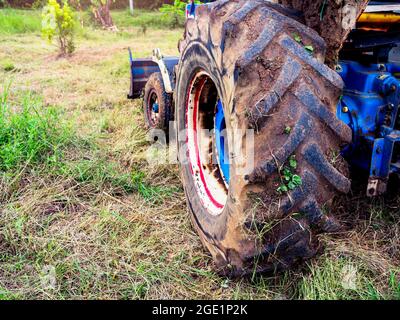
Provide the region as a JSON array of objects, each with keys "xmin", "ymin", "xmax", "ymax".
[
  {"xmin": 215, "ymin": 100, "xmax": 230, "ymax": 184},
  {"xmin": 152, "ymin": 102, "xmax": 159, "ymax": 113}
]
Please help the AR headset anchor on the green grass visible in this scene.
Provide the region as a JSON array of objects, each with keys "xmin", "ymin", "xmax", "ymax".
[
  {"xmin": 0, "ymin": 84, "xmax": 72, "ymax": 173},
  {"xmin": 0, "ymin": 286, "xmax": 19, "ymax": 300},
  {"xmin": 389, "ymin": 271, "xmax": 400, "ymax": 299},
  {"xmin": 111, "ymin": 9, "xmax": 185, "ymax": 29},
  {"xmin": 0, "ymin": 8, "xmax": 182, "ymax": 37},
  {"xmin": 0, "ymin": 8, "xmax": 41, "ymax": 34},
  {"xmin": 0, "ymin": 86, "xmax": 177, "ymax": 202},
  {"xmin": 57, "ymin": 157, "xmax": 135, "ymax": 193},
  {"xmin": 298, "ymin": 258, "xmax": 374, "ymax": 300},
  {"xmin": 131, "ymin": 169, "xmax": 181, "ymax": 203},
  {"xmin": 49, "ymin": 155, "xmax": 181, "ymax": 202},
  {"xmin": 298, "ymin": 257, "xmax": 400, "ymax": 300}
]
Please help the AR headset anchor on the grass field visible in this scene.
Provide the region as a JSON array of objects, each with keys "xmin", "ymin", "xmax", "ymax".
[{"xmin": 0, "ymin": 8, "xmax": 399, "ymax": 300}]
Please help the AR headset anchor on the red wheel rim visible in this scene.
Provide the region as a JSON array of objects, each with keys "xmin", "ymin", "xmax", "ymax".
[{"xmin": 185, "ymin": 71, "xmax": 229, "ymax": 216}]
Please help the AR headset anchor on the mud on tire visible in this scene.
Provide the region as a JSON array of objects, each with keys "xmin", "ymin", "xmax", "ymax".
[{"xmin": 175, "ymin": 0, "xmax": 352, "ymax": 276}]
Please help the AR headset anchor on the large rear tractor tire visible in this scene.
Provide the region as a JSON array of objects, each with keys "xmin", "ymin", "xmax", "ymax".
[{"xmin": 175, "ymin": 0, "xmax": 352, "ymax": 276}]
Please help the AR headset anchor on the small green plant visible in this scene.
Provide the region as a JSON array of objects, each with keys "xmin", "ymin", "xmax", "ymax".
[
  {"xmin": 292, "ymin": 33, "xmax": 314, "ymax": 55},
  {"xmin": 1, "ymin": 59, "xmax": 16, "ymax": 72},
  {"xmin": 159, "ymin": 0, "xmax": 200, "ymax": 28},
  {"xmin": 293, "ymin": 33, "xmax": 302, "ymax": 43},
  {"xmin": 277, "ymin": 155, "xmax": 302, "ymax": 193},
  {"xmin": 304, "ymin": 45, "xmax": 314, "ymax": 54},
  {"xmin": 284, "ymin": 126, "xmax": 292, "ymax": 134},
  {"xmin": 41, "ymin": 0, "xmax": 76, "ymax": 56}
]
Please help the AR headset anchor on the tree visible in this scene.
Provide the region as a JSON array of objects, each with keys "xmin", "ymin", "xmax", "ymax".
[
  {"xmin": 129, "ymin": 0, "xmax": 134, "ymax": 16},
  {"xmin": 91, "ymin": 0, "xmax": 118, "ymax": 31},
  {"xmin": 42, "ymin": 0, "xmax": 76, "ymax": 56}
]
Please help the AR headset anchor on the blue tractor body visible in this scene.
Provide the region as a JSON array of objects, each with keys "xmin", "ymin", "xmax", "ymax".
[
  {"xmin": 127, "ymin": 48, "xmax": 179, "ymax": 99},
  {"xmin": 337, "ymin": 59, "xmax": 400, "ymax": 195}
]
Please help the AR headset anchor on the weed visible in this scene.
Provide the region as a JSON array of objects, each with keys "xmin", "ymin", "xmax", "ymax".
[
  {"xmin": 293, "ymin": 33, "xmax": 302, "ymax": 43},
  {"xmin": 277, "ymin": 155, "xmax": 302, "ymax": 193},
  {"xmin": 1, "ymin": 59, "xmax": 16, "ymax": 72},
  {"xmin": 304, "ymin": 45, "xmax": 314, "ymax": 54},
  {"xmin": 292, "ymin": 33, "xmax": 314, "ymax": 55}
]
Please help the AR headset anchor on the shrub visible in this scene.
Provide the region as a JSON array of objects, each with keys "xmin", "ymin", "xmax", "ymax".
[
  {"xmin": 159, "ymin": 0, "xmax": 187, "ymax": 28},
  {"xmin": 41, "ymin": 0, "xmax": 76, "ymax": 56}
]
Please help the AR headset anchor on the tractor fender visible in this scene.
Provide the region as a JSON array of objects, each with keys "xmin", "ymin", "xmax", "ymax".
[{"xmin": 127, "ymin": 47, "xmax": 178, "ymax": 99}]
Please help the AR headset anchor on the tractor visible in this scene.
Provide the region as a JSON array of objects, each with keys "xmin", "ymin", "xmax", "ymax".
[{"xmin": 127, "ymin": 0, "xmax": 400, "ymax": 276}]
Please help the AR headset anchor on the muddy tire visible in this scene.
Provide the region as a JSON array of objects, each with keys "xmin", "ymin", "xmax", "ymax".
[
  {"xmin": 175, "ymin": 0, "xmax": 352, "ymax": 276},
  {"xmin": 143, "ymin": 72, "xmax": 172, "ymax": 131}
]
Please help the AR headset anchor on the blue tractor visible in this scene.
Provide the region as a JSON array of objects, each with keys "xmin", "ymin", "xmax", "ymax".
[{"xmin": 128, "ymin": 0, "xmax": 400, "ymax": 275}]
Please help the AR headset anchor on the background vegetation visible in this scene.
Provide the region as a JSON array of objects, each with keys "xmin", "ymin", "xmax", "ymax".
[
  {"xmin": 0, "ymin": 0, "xmax": 174, "ymax": 9},
  {"xmin": 0, "ymin": 6, "xmax": 399, "ymax": 300}
]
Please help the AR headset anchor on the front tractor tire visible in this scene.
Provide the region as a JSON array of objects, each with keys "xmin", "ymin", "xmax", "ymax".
[
  {"xmin": 176, "ymin": 0, "xmax": 352, "ymax": 276},
  {"xmin": 143, "ymin": 72, "xmax": 172, "ymax": 132}
]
